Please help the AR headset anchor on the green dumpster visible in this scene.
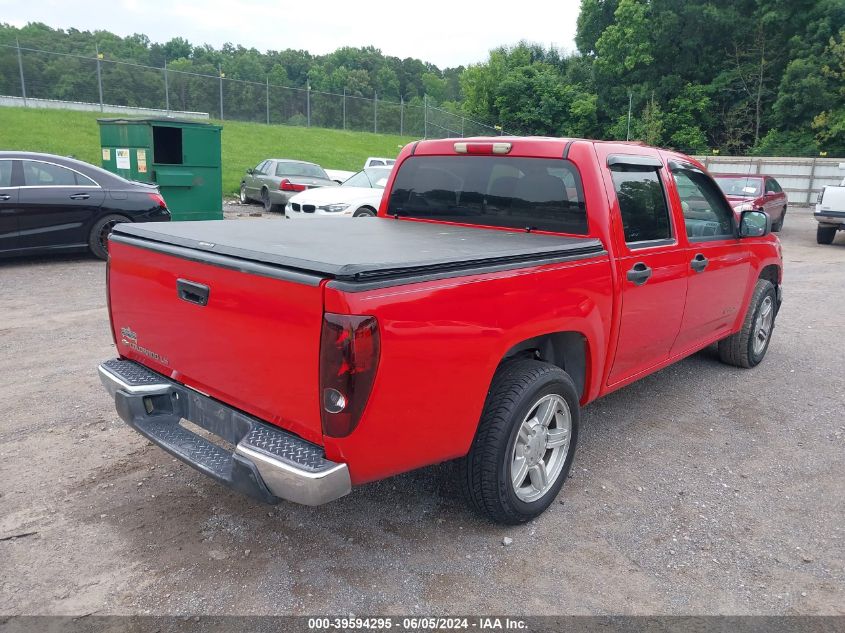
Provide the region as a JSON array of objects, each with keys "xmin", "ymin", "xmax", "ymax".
[{"xmin": 97, "ymin": 118, "xmax": 223, "ymax": 221}]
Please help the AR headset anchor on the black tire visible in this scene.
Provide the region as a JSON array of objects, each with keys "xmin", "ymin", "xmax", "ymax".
[
  {"xmin": 239, "ymin": 183, "xmax": 248, "ymax": 204},
  {"xmin": 817, "ymin": 225, "xmax": 837, "ymax": 245},
  {"xmin": 459, "ymin": 359, "xmax": 579, "ymax": 524},
  {"xmin": 718, "ymin": 279, "xmax": 777, "ymax": 368},
  {"xmin": 261, "ymin": 188, "xmax": 280, "ymax": 213},
  {"xmin": 89, "ymin": 214, "xmax": 130, "ymax": 260},
  {"xmin": 353, "ymin": 207, "xmax": 377, "ymax": 218},
  {"xmin": 771, "ymin": 207, "xmax": 785, "ymax": 232}
]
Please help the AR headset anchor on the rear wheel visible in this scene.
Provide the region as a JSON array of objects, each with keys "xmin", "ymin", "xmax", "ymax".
[
  {"xmin": 459, "ymin": 359, "xmax": 579, "ymax": 524},
  {"xmin": 89, "ymin": 214, "xmax": 129, "ymax": 260},
  {"xmin": 817, "ymin": 225, "xmax": 837, "ymax": 245},
  {"xmin": 718, "ymin": 279, "xmax": 777, "ymax": 368},
  {"xmin": 261, "ymin": 188, "xmax": 280, "ymax": 213}
]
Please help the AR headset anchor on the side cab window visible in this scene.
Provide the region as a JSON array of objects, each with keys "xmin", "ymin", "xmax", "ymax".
[{"xmin": 670, "ymin": 163, "xmax": 736, "ymax": 240}]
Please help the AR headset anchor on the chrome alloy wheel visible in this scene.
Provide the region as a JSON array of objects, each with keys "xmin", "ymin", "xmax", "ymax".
[
  {"xmin": 510, "ymin": 393, "xmax": 572, "ymax": 503},
  {"xmin": 753, "ymin": 295, "xmax": 774, "ymax": 356}
]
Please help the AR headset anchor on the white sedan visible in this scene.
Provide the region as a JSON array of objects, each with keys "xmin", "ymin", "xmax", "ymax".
[{"xmin": 285, "ymin": 167, "xmax": 391, "ymax": 218}]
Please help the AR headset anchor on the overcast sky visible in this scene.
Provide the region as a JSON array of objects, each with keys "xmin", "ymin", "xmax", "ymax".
[{"xmin": 1, "ymin": 0, "xmax": 582, "ymax": 68}]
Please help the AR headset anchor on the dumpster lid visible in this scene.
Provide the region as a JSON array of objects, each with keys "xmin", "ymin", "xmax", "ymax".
[{"xmin": 97, "ymin": 117, "xmax": 216, "ymax": 127}]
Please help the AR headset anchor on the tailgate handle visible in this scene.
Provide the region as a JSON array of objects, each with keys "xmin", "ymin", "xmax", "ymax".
[{"xmin": 177, "ymin": 279, "xmax": 210, "ymax": 306}]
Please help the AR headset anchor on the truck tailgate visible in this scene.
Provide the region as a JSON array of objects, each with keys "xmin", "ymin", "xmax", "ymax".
[{"xmin": 107, "ymin": 236, "xmax": 326, "ymax": 445}]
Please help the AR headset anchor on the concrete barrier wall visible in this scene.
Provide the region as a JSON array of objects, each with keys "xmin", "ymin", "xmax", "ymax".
[
  {"xmin": 0, "ymin": 95, "xmax": 209, "ymax": 120},
  {"xmin": 695, "ymin": 155, "xmax": 844, "ymax": 207}
]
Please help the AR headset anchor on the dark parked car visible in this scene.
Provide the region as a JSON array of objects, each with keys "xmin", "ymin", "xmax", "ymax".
[
  {"xmin": 0, "ymin": 151, "xmax": 170, "ymax": 260},
  {"xmin": 239, "ymin": 159, "xmax": 337, "ymax": 212},
  {"xmin": 713, "ymin": 174, "xmax": 788, "ymax": 232}
]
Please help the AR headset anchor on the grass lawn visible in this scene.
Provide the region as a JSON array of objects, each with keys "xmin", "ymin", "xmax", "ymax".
[{"xmin": 0, "ymin": 107, "xmax": 415, "ymax": 194}]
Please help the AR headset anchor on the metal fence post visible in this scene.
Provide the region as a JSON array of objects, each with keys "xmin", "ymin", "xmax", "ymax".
[
  {"xmin": 374, "ymin": 91, "xmax": 377, "ymax": 134},
  {"xmin": 16, "ymin": 38, "xmax": 27, "ymax": 106},
  {"xmin": 306, "ymin": 82, "xmax": 311, "ymax": 127},
  {"xmin": 400, "ymin": 97, "xmax": 404, "ymax": 137},
  {"xmin": 424, "ymin": 95, "xmax": 428, "ymax": 139},
  {"xmin": 342, "ymin": 88, "xmax": 346, "ymax": 130},
  {"xmin": 807, "ymin": 156, "xmax": 818, "ymax": 205},
  {"xmin": 461, "ymin": 117, "xmax": 464, "ymax": 137},
  {"xmin": 95, "ymin": 44, "xmax": 104, "ymax": 112},
  {"xmin": 163, "ymin": 58, "xmax": 170, "ymax": 114},
  {"xmin": 266, "ymin": 76, "xmax": 270, "ymax": 125},
  {"xmin": 218, "ymin": 65, "xmax": 224, "ymax": 120}
]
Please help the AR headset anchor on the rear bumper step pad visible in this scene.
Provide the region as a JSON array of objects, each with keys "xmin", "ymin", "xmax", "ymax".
[{"xmin": 98, "ymin": 359, "xmax": 350, "ymax": 506}]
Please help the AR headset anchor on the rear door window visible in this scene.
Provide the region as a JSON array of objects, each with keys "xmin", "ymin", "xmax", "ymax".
[
  {"xmin": 0, "ymin": 160, "xmax": 13, "ymax": 188},
  {"xmin": 387, "ymin": 156, "xmax": 588, "ymax": 234},
  {"xmin": 610, "ymin": 168, "xmax": 672, "ymax": 245},
  {"xmin": 22, "ymin": 161, "xmax": 79, "ymax": 186}
]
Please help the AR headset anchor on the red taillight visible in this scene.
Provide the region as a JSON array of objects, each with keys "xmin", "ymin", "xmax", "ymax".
[
  {"xmin": 148, "ymin": 192, "xmax": 167, "ymax": 208},
  {"xmin": 319, "ymin": 313, "xmax": 380, "ymax": 438},
  {"xmin": 280, "ymin": 179, "xmax": 306, "ymax": 192}
]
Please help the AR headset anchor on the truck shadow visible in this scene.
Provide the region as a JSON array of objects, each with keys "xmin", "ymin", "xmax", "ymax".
[{"xmin": 0, "ymin": 253, "xmax": 100, "ymax": 268}]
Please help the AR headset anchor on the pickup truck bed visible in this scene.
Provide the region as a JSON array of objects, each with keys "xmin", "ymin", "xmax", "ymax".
[{"xmin": 114, "ymin": 219, "xmax": 604, "ymax": 285}]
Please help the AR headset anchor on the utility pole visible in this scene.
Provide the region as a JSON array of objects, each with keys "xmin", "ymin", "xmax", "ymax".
[
  {"xmin": 424, "ymin": 94, "xmax": 428, "ymax": 139},
  {"xmin": 16, "ymin": 38, "xmax": 27, "ymax": 106},
  {"xmin": 266, "ymin": 76, "xmax": 270, "ymax": 125},
  {"xmin": 218, "ymin": 65, "xmax": 224, "ymax": 120},
  {"xmin": 306, "ymin": 82, "xmax": 311, "ymax": 127},
  {"xmin": 95, "ymin": 44, "xmax": 104, "ymax": 112},
  {"xmin": 400, "ymin": 96, "xmax": 404, "ymax": 137},
  {"xmin": 374, "ymin": 91, "xmax": 378, "ymax": 134},
  {"xmin": 163, "ymin": 57, "xmax": 170, "ymax": 114},
  {"xmin": 342, "ymin": 88, "xmax": 346, "ymax": 130},
  {"xmin": 626, "ymin": 91, "xmax": 633, "ymax": 141}
]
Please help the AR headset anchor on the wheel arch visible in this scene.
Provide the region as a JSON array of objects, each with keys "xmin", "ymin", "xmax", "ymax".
[
  {"xmin": 758, "ymin": 263, "xmax": 780, "ymax": 287},
  {"xmin": 500, "ymin": 331, "xmax": 589, "ymax": 400}
]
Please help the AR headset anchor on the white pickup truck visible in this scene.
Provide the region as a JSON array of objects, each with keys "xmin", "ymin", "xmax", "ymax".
[{"xmin": 815, "ymin": 162, "xmax": 845, "ymax": 244}]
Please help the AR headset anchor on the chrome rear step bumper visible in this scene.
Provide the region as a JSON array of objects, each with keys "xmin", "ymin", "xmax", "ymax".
[{"xmin": 98, "ymin": 359, "xmax": 350, "ymax": 506}]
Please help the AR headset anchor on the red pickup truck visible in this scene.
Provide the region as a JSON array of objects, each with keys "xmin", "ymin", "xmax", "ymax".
[{"xmin": 98, "ymin": 138, "xmax": 782, "ymax": 524}]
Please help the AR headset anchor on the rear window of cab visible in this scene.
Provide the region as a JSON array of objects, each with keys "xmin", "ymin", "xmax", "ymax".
[{"xmin": 387, "ymin": 156, "xmax": 588, "ymax": 235}]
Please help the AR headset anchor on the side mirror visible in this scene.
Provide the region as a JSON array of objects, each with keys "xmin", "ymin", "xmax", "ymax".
[
  {"xmin": 246, "ymin": 168, "xmax": 254, "ymax": 175},
  {"xmin": 740, "ymin": 210, "xmax": 771, "ymax": 237}
]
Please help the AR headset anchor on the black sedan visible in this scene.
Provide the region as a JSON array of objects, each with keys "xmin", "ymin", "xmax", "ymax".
[{"xmin": 0, "ymin": 151, "xmax": 170, "ymax": 260}]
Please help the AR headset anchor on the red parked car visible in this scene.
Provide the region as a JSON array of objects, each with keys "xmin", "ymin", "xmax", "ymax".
[
  {"xmin": 98, "ymin": 138, "xmax": 782, "ymax": 524},
  {"xmin": 713, "ymin": 173, "xmax": 788, "ymax": 231}
]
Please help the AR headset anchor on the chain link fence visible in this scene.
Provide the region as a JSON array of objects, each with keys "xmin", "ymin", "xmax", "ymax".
[{"xmin": 0, "ymin": 42, "xmax": 504, "ymax": 138}]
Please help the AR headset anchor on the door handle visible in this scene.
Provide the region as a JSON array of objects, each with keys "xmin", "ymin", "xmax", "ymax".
[
  {"xmin": 690, "ymin": 253, "xmax": 709, "ymax": 273},
  {"xmin": 626, "ymin": 262, "xmax": 652, "ymax": 286},
  {"xmin": 69, "ymin": 193, "xmax": 90, "ymax": 200},
  {"xmin": 0, "ymin": 194, "xmax": 10, "ymax": 201}
]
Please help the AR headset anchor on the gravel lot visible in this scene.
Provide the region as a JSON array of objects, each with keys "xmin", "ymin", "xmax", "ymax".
[{"xmin": 1, "ymin": 205, "xmax": 842, "ymax": 616}]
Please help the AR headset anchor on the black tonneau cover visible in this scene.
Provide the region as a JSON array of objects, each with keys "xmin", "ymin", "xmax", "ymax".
[{"xmin": 114, "ymin": 218, "xmax": 604, "ymax": 283}]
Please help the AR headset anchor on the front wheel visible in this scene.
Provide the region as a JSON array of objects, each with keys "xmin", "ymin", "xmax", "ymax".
[
  {"xmin": 718, "ymin": 279, "xmax": 777, "ymax": 368},
  {"xmin": 772, "ymin": 207, "xmax": 786, "ymax": 232},
  {"xmin": 459, "ymin": 359, "xmax": 579, "ymax": 524},
  {"xmin": 353, "ymin": 207, "xmax": 377, "ymax": 218},
  {"xmin": 817, "ymin": 225, "xmax": 837, "ymax": 245},
  {"xmin": 239, "ymin": 183, "xmax": 248, "ymax": 204},
  {"xmin": 89, "ymin": 214, "xmax": 129, "ymax": 260}
]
